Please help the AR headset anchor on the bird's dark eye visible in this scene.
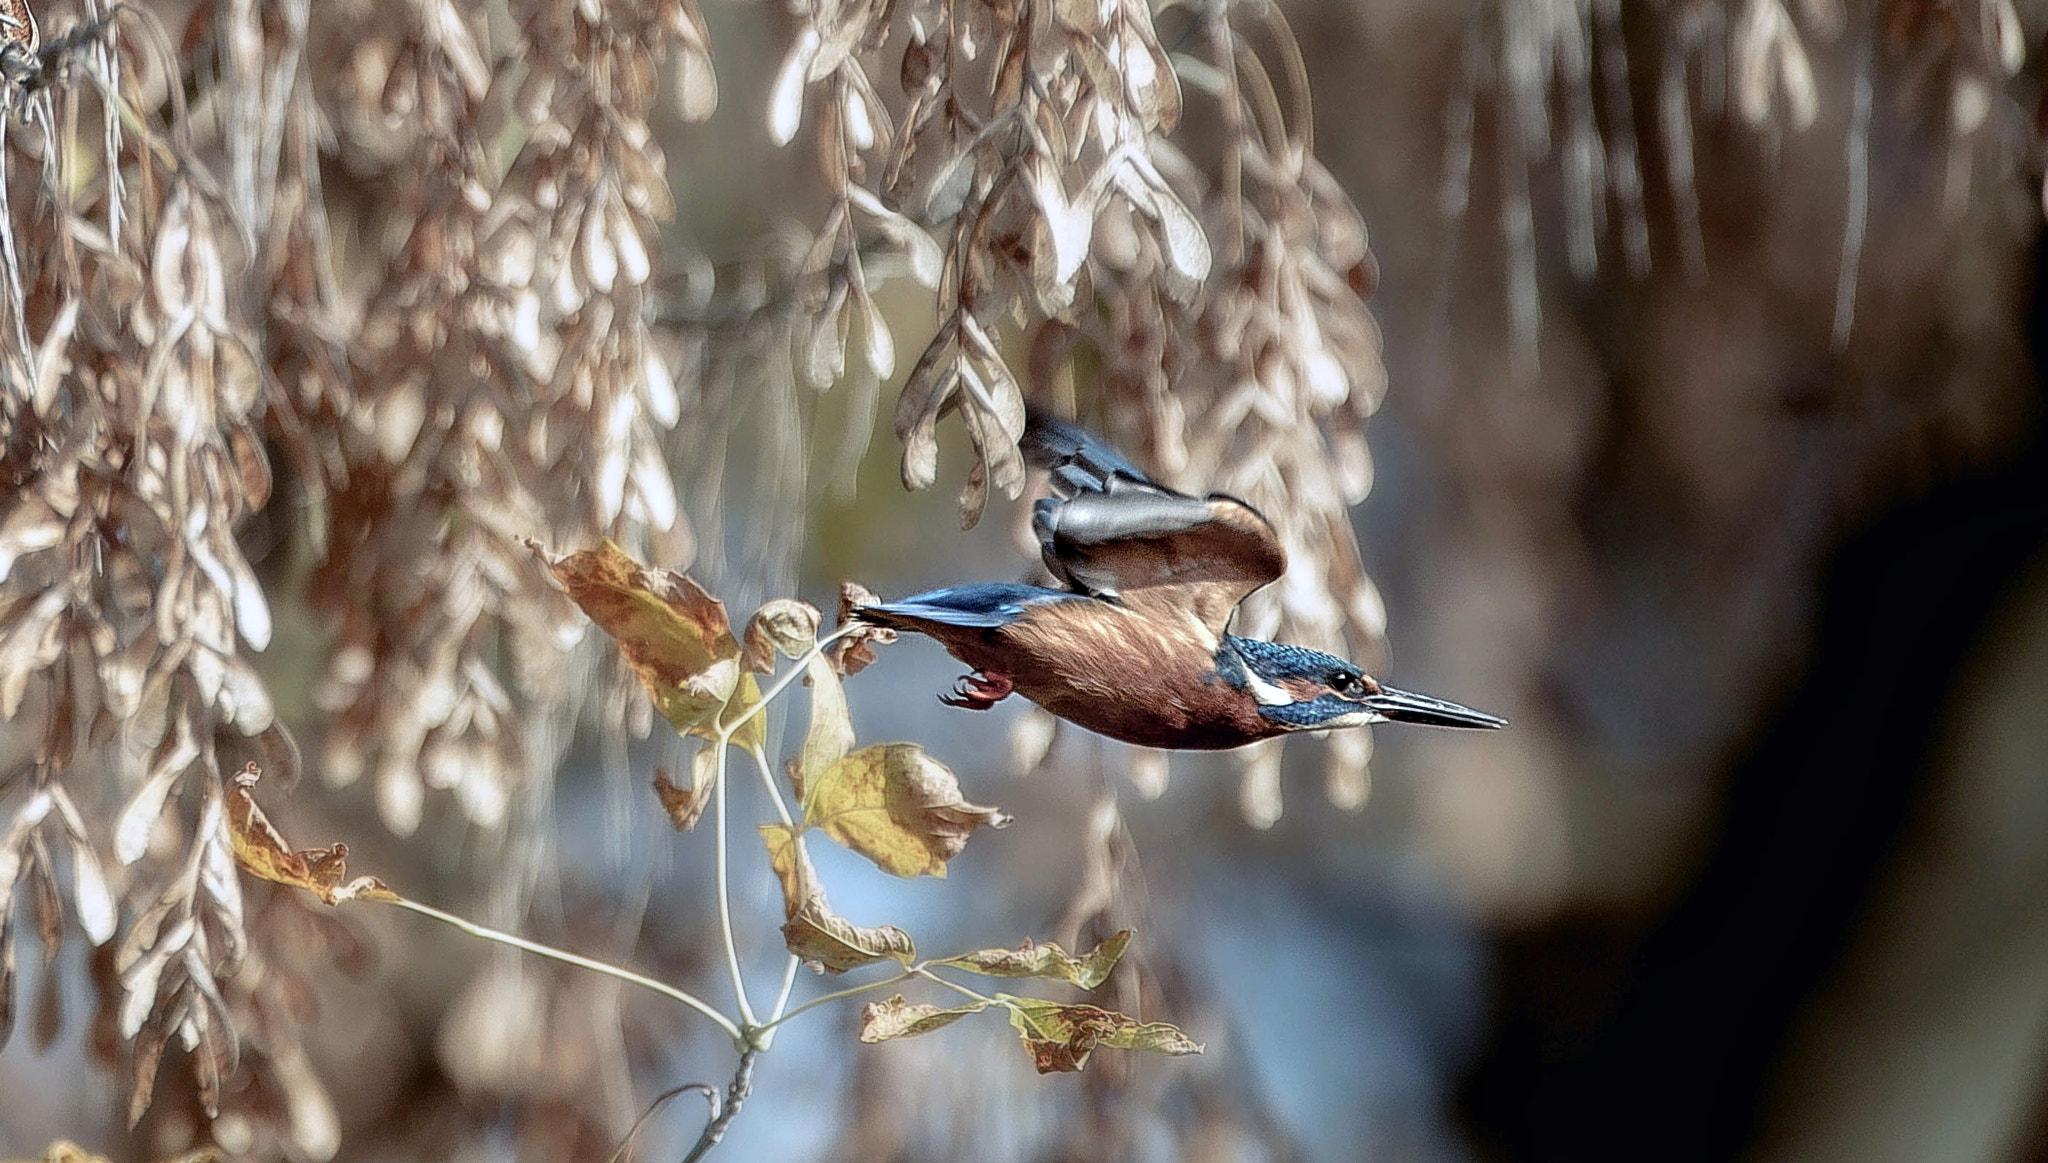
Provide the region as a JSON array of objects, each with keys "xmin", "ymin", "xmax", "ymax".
[{"xmin": 1333, "ymin": 672, "xmax": 1364, "ymax": 697}]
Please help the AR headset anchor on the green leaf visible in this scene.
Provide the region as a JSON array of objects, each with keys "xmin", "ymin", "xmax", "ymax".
[
  {"xmin": 542, "ymin": 541, "xmax": 763, "ymax": 744},
  {"xmin": 760, "ymin": 824, "xmax": 917, "ymax": 973},
  {"xmin": 803, "ymin": 743, "xmax": 1010, "ymax": 879},
  {"xmin": 998, "ymin": 994, "xmax": 1204, "ymax": 1074},
  {"xmin": 857, "ymin": 994, "xmax": 990, "ymax": 1043},
  {"xmin": 933, "ymin": 931, "xmax": 1131, "ymax": 989}
]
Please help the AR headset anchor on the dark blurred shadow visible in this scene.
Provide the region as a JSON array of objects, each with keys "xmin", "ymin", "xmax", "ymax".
[{"xmin": 1463, "ymin": 238, "xmax": 2047, "ymax": 1162}]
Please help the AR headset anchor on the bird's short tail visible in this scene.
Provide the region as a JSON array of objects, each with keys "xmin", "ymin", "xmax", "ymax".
[{"xmin": 852, "ymin": 584, "xmax": 1070, "ymax": 632}]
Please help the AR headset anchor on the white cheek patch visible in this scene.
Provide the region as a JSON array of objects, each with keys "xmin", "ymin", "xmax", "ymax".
[{"xmin": 1244, "ymin": 671, "xmax": 1295, "ymax": 707}]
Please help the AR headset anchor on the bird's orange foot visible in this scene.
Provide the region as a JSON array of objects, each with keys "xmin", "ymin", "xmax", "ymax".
[{"xmin": 940, "ymin": 670, "xmax": 1015, "ymax": 710}]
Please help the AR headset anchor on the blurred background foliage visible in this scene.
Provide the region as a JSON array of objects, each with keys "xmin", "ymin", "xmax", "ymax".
[{"xmin": 2, "ymin": 0, "xmax": 2046, "ymax": 1160}]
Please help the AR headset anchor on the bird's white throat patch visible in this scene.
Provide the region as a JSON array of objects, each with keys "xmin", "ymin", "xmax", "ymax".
[{"xmin": 1244, "ymin": 670, "xmax": 1296, "ymax": 707}]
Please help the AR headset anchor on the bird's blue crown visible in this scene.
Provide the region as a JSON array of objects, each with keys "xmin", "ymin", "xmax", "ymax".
[{"xmin": 1223, "ymin": 636, "xmax": 1357, "ymax": 683}]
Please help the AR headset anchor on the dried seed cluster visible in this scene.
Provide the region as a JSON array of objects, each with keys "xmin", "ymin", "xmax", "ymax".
[
  {"xmin": 4, "ymin": 0, "xmax": 2042, "ymax": 1155},
  {"xmin": 0, "ymin": 2, "xmax": 307, "ymax": 1140},
  {"xmin": 1446, "ymin": 0, "xmax": 2036, "ymax": 368},
  {"xmin": 1042, "ymin": 0, "xmax": 1388, "ymax": 820},
  {"xmin": 310, "ymin": 0, "xmax": 706, "ymax": 837},
  {"xmin": 3, "ymin": 0, "xmax": 710, "ymax": 1148},
  {"xmin": 770, "ymin": 0, "xmax": 1210, "ymax": 524}
]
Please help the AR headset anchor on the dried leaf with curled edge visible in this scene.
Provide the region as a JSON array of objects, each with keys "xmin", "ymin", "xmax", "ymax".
[
  {"xmin": 803, "ymin": 744, "xmax": 1011, "ymax": 879},
  {"xmin": 538, "ymin": 541, "xmax": 765, "ymax": 749},
  {"xmin": 789, "ymin": 651, "xmax": 852, "ymax": 805},
  {"xmin": 999, "ymin": 994, "xmax": 1203, "ymax": 1074},
  {"xmin": 651, "ymin": 749, "xmax": 717, "ymax": 831},
  {"xmin": 858, "ymin": 994, "xmax": 990, "ymax": 1043},
  {"xmin": 760, "ymin": 825, "xmax": 916, "ymax": 973},
  {"xmin": 933, "ymin": 930, "xmax": 1130, "ymax": 989},
  {"xmin": 224, "ymin": 765, "xmax": 395, "ymax": 905},
  {"xmin": 742, "ymin": 598, "xmax": 822, "ymax": 674},
  {"xmin": 829, "ymin": 581, "xmax": 896, "ymax": 676}
]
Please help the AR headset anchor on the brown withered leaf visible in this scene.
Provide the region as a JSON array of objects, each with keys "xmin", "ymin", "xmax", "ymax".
[
  {"xmin": 828, "ymin": 581, "xmax": 895, "ymax": 676},
  {"xmin": 858, "ymin": 994, "xmax": 989, "ymax": 1043},
  {"xmin": 999, "ymin": 994, "xmax": 1203, "ymax": 1074},
  {"xmin": 760, "ymin": 825, "xmax": 916, "ymax": 973},
  {"xmin": 933, "ymin": 931, "xmax": 1131, "ymax": 989},
  {"xmin": 804, "ymin": 744, "xmax": 1010, "ymax": 879},
  {"xmin": 741, "ymin": 599, "xmax": 822, "ymax": 674},
  {"xmin": 651, "ymin": 748, "xmax": 718, "ymax": 831},
  {"xmin": 225, "ymin": 765, "xmax": 395, "ymax": 905},
  {"xmin": 537, "ymin": 541, "xmax": 765, "ymax": 749}
]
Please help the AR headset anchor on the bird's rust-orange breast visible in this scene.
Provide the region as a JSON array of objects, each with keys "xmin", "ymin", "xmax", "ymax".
[{"xmin": 992, "ymin": 600, "xmax": 1278, "ymax": 750}]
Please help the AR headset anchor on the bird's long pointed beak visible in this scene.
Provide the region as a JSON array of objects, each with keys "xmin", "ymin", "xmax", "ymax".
[{"xmin": 1363, "ymin": 686, "xmax": 1507, "ymax": 729}]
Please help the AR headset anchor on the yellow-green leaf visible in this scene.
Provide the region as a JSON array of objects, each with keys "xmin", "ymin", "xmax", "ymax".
[
  {"xmin": 933, "ymin": 931, "xmax": 1131, "ymax": 989},
  {"xmin": 760, "ymin": 824, "xmax": 917, "ymax": 973},
  {"xmin": 541, "ymin": 540, "xmax": 758, "ymax": 742},
  {"xmin": 857, "ymin": 994, "xmax": 990, "ymax": 1043},
  {"xmin": 999, "ymin": 994, "xmax": 1203, "ymax": 1074},
  {"xmin": 718, "ymin": 672, "xmax": 768, "ymax": 753},
  {"xmin": 803, "ymin": 743, "xmax": 1010, "ymax": 879}
]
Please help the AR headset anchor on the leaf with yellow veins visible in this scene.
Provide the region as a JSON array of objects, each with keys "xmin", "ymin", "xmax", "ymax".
[
  {"xmin": 760, "ymin": 825, "xmax": 916, "ymax": 973},
  {"xmin": 539, "ymin": 540, "xmax": 764, "ymax": 748},
  {"xmin": 858, "ymin": 995, "xmax": 990, "ymax": 1043},
  {"xmin": 998, "ymin": 994, "xmax": 1203, "ymax": 1074},
  {"xmin": 225, "ymin": 765, "xmax": 396, "ymax": 905},
  {"xmin": 933, "ymin": 931, "xmax": 1131, "ymax": 989},
  {"xmin": 742, "ymin": 598, "xmax": 822, "ymax": 674},
  {"xmin": 803, "ymin": 743, "xmax": 1010, "ymax": 879}
]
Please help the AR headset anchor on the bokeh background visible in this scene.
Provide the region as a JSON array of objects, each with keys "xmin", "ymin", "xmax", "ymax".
[{"xmin": 3, "ymin": 0, "xmax": 2047, "ymax": 1161}]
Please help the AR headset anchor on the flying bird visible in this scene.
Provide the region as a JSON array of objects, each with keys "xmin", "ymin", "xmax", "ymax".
[{"xmin": 853, "ymin": 415, "xmax": 1504, "ymax": 750}]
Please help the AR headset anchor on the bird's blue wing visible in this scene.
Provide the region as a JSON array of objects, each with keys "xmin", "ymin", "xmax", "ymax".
[{"xmin": 858, "ymin": 583, "xmax": 1080, "ymax": 629}]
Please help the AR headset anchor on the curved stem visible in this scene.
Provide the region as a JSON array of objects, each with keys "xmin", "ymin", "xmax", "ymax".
[
  {"xmin": 765, "ymin": 956, "xmax": 802, "ymax": 1027},
  {"xmin": 717, "ymin": 625, "xmax": 859, "ymax": 747},
  {"xmin": 916, "ymin": 968, "xmax": 999, "ymax": 1007},
  {"xmin": 746, "ymin": 742, "xmax": 797, "ymax": 831},
  {"xmin": 386, "ymin": 896, "xmax": 742, "ymax": 1045},
  {"xmin": 712, "ymin": 740, "xmax": 756, "ymax": 1027},
  {"xmin": 756, "ymin": 967, "xmax": 920, "ymax": 1035},
  {"xmin": 604, "ymin": 1081, "xmax": 719, "ymax": 1163},
  {"xmin": 680, "ymin": 1045, "xmax": 759, "ymax": 1163},
  {"xmin": 746, "ymin": 742, "xmax": 806, "ymax": 1046}
]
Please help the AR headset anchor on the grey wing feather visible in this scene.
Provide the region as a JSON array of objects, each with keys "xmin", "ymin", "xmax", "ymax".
[
  {"xmin": 1020, "ymin": 413, "xmax": 1286, "ymax": 643},
  {"xmin": 1031, "ymin": 491, "xmax": 1222, "ymax": 596},
  {"xmin": 1020, "ymin": 414, "xmax": 1165, "ymax": 495}
]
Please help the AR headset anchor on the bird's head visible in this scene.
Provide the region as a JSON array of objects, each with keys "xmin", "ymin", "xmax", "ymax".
[{"xmin": 1221, "ymin": 637, "xmax": 1506, "ymax": 732}]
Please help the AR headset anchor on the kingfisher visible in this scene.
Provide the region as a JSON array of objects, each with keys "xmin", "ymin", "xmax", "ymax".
[{"xmin": 853, "ymin": 415, "xmax": 1504, "ymax": 750}]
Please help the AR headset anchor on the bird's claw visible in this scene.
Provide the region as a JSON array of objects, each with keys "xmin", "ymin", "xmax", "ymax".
[{"xmin": 939, "ymin": 670, "xmax": 1014, "ymax": 710}]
